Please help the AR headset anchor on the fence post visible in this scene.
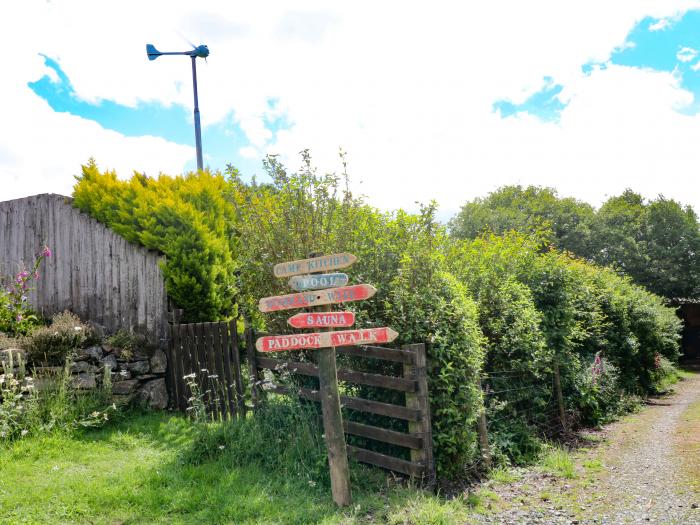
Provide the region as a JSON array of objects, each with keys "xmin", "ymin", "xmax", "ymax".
[
  {"xmin": 166, "ymin": 309, "xmax": 183, "ymax": 410},
  {"xmin": 244, "ymin": 320, "xmax": 260, "ymax": 410},
  {"xmin": 316, "ymin": 303, "xmax": 352, "ymax": 507},
  {"xmin": 403, "ymin": 343, "xmax": 436, "ymax": 485},
  {"xmin": 476, "ymin": 376, "xmax": 492, "ymax": 471},
  {"xmin": 553, "ymin": 357, "xmax": 567, "ymax": 432}
]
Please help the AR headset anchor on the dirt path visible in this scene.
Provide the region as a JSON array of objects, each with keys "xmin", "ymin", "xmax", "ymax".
[{"xmin": 474, "ymin": 368, "xmax": 700, "ymax": 525}]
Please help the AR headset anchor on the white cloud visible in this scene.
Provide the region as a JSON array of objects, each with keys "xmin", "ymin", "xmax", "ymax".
[
  {"xmin": 2, "ymin": 0, "xmax": 700, "ymax": 217},
  {"xmin": 649, "ymin": 18, "xmax": 672, "ymax": 31},
  {"xmin": 677, "ymin": 46, "xmax": 698, "ymax": 62}
]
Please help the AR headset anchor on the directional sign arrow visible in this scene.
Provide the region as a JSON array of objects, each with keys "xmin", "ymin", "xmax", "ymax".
[
  {"xmin": 288, "ymin": 273, "xmax": 349, "ymax": 292},
  {"xmin": 273, "ymin": 253, "xmax": 357, "ymax": 278},
  {"xmin": 259, "ymin": 284, "xmax": 376, "ymax": 313},
  {"xmin": 255, "ymin": 327, "xmax": 399, "ymax": 352},
  {"xmin": 287, "ymin": 311, "xmax": 356, "ymax": 329}
]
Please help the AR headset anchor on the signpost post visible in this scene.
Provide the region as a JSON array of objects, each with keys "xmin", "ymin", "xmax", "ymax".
[{"xmin": 256, "ymin": 252, "xmax": 398, "ymax": 507}]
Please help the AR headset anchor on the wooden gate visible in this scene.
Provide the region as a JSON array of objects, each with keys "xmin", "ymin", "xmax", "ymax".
[
  {"xmin": 167, "ymin": 318, "xmax": 246, "ymax": 419},
  {"xmin": 247, "ymin": 332, "xmax": 435, "ymax": 482}
]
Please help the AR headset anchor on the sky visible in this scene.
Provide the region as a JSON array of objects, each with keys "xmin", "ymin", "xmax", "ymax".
[{"xmin": 2, "ymin": 0, "xmax": 700, "ymax": 220}]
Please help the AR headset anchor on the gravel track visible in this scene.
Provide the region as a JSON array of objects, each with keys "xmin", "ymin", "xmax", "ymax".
[{"xmin": 473, "ymin": 370, "xmax": 700, "ymax": 525}]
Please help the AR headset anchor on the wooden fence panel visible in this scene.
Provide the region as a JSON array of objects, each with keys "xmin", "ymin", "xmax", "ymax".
[
  {"xmin": 249, "ymin": 339, "xmax": 435, "ymax": 482},
  {"xmin": 168, "ymin": 319, "xmax": 246, "ymax": 420},
  {"xmin": 0, "ymin": 194, "xmax": 168, "ymax": 345}
]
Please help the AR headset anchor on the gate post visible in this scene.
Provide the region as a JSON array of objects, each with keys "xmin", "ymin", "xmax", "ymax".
[{"xmin": 403, "ymin": 343, "xmax": 436, "ymax": 485}]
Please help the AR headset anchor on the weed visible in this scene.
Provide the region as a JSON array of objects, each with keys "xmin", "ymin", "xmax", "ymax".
[
  {"xmin": 540, "ymin": 446, "xmax": 577, "ymax": 479},
  {"xmin": 489, "ymin": 466, "xmax": 521, "ymax": 484}
]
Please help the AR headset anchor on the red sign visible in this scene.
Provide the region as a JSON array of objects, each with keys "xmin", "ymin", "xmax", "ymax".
[
  {"xmin": 255, "ymin": 327, "xmax": 398, "ymax": 352},
  {"xmin": 287, "ymin": 311, "xmax": 355, "ymax": 329},
  {"xmin": 259, "ymin": 284, "xmax": 377, "ymax": 313}
]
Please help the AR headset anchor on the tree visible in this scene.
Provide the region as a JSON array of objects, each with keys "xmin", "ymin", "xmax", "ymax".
[
  {"xmin": 448, "ymin": 185, "xmax": 595, "ymax": 255},
  {"xmin": 589, "ymin": 190, "xmax": 700, "ymax": 298}
]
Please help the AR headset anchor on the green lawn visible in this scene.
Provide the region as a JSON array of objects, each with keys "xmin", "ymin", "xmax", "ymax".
[{"xmin": 0, "ymin": 412, "xmax": 475, "ymax": 525}]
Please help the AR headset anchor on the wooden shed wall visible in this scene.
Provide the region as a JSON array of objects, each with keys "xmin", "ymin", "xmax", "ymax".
[{"xmin": 0, "ymin": 194, "xmax": 168, "ymax": 345}]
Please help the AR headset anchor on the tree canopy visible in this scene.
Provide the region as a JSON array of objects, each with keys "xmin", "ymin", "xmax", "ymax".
[{"xmin": 449, "ymin": 185, "xmax": 700, "ymax": 299}]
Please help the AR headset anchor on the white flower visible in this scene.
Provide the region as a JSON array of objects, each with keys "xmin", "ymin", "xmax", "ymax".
[{"xmin": 74, "ymin": 326, "xmax": 82, "ymax": 331}]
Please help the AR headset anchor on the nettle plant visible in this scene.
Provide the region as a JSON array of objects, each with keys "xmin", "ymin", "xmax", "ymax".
[{"xmin": 0, "ymin": 245, "xmax": 51, "ymax": 336}]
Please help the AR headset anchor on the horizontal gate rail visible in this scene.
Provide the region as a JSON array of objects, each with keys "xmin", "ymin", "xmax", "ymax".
[{"xmin": 247, "ymin": 334, "xmax": 435, "ymax": 483}]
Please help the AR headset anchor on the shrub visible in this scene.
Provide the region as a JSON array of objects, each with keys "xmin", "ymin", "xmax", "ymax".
[
  {"xmin": 72, "ymin": 161, "xmax": 240, "ymax": 322},
  {"xmin": 24, "ymin": 311, "xmax": 99, "ymax": 365},
  {"xmin": 385, "ymin": 263, "xmax": 485, "ymax": 477}
]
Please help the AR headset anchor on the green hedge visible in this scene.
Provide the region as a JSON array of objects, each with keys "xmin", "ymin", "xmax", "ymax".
[{"xmin": 73, "ymin": 156, "xmax": 682, "ymax": 478}]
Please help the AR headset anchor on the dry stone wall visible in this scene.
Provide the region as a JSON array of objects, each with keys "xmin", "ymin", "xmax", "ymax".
[{"xmin": 0, "ymin": 344, "xmax": 169, "ymax": 409}]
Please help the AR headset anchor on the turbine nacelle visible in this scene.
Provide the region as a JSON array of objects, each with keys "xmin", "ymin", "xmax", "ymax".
[{"xmin": 146, "ymin": 43, "xmax": 209, "ymax": 61}]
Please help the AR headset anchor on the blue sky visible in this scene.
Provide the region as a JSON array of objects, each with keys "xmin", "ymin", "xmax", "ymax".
[
  {"xmin": 493, "ymin": 10, "xmax": 700, "ymax": 122},
  {"xmin": 3, "ymin": 2, "xmax": 700, "ymax": 215},
  {"xmin": 28, "ymin": 54, "xmax": 282, "ymax": 177}
]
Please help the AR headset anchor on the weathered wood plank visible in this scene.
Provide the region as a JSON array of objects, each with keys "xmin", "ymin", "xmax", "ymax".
[
  {"xmin": 335, "ymin": 345, "xmax": 415, "ymax": 364},
  {"xmin": 256, "ymin": 356, "xmax": 418, "ymax": 392},
  {"xmin": 220, "ymin": 320, "xmax": 236, "ymax": 418},
  {"xmin": 230, "ymin": 320, "xmax": 246, "ymax": 416},
  {"xmin": 0, "ymin": 194, "xmax": 168, "ymax": 346},
  {"xmin": 267, "ymin": 384, "xmax": 421, "ymax": 421},
  {"xmin": 346, "ymin": 445, "xmax": 424, "ymax": 477},
  {"xmin": 344, "ymin": 420, "xmax": 424, "ymax": 449}
]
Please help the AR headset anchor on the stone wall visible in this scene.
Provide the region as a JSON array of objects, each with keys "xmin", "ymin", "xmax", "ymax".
[{"xmin": 0, "ymin": 344, "xmax": 169, "ymax": 409}]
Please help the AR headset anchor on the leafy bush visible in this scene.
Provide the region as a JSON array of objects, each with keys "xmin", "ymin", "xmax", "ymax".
[
  {"xmin": 567, "ymin": 355, "xmax": 626, "ymax": 425},
  {"xmin": 24, "ymin": 311, "xmax": 99, "ymax": 365},
  {"xmin": 73, "ymin": 161, "xmax": 240, "ymax": 322},
  {"xmin": 385, "ymin": 263, "xmax": 485, "ymax": 477}
]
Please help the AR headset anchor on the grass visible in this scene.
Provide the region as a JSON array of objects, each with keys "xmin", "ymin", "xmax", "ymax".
[
  {"xmin": 0, "ymin": 410, "xmax": 479, "ymax": 525},
  {"xmin": 539, "ymin": 446, "xmax": 577, "ymax": 479},
  {"xmin": 674, "ymin": 399, "xmax": 700, "ymax": 494},
  {"xmin": 488, "ymin": 466, "xmax": 521, "ymax": 484}
]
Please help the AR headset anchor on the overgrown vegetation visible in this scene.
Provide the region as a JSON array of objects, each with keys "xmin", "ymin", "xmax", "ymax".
[
  {"xmin": 23, "ymin": 311, "xmax": 99, "ymax": 365},
  {"xmin": 71, "ymin": 157, "xmax": 685, "ymax": 480},
  {"xmin": 449, "ymin": 185, "xmax": 700, "ymax": 299},
  {"xmin": 0, "ymin": 350, "xmax": 115, "ymax": 442}
]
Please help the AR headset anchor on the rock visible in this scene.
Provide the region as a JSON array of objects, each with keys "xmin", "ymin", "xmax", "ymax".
[
  {"xmin": 73, "ymin": 372, "xmax": 96, "ymax": 389},
  {"xmin": 137, "ymin": 378, "xmax": 168, "ymax": 410},
  {"xmin": 127, "ymin": 360, "xmax": 150, "ymax": 375},
  {"xmin": 101, "ymin": 353, "xmax": 117, "ymax": 371},
  {"xmin": 150, "ymin": 349, "xmax": 167, "ymax": 374},
  {"xmin": 114, "ymin": 368, "xmax": 132, "ymax": 381},
  {"xmin": 77, "ymin": 345, "xmax": 103, "ymax": 362},
  {"xmin": 112, "ymin": 379, "xmax": 139, "ymax": 395},
  {"xmin": 70, "ymin": 361, "xmax": 96, "ymax": 374},
  {"xmin": 0, "ymin": 348, "xmax": 26, "ymax": 367}
]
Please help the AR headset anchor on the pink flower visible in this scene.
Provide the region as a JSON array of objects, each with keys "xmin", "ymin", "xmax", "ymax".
[
  {"xmin": 15, "ymin": 314, "xmax": 23, "ymax": 322},
  {"xmin": 41, "ymin": 246, "xmax": 52, "ymax": 257}
]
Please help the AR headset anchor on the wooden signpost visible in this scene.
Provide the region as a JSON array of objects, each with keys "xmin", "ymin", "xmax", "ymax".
[
  {"xmin": 287, "ymin": 311, "xmax": 355, "ymax": 329},
  {"xmin": 289, "ymin": 272, "xmax": 349, "ymax": 291},
  {"xmin": 273, "ymin": 253, "xmax": 357, "ymax": 278},
  {"xmin": 256, "ymin": 327, "xmax": 398, "ymax": 352},
  {"xmin": 258, "ymin": 284, "xmax": 376, "ymax": 312},
  {"xmin": 256, "ymin": 252, "xmax": 399, "ymax": 507}
]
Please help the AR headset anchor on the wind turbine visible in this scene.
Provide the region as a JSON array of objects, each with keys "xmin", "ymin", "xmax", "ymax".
[{"xmin": 146, "ymin": 42, "xmax": 210, "ymax": 171}]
